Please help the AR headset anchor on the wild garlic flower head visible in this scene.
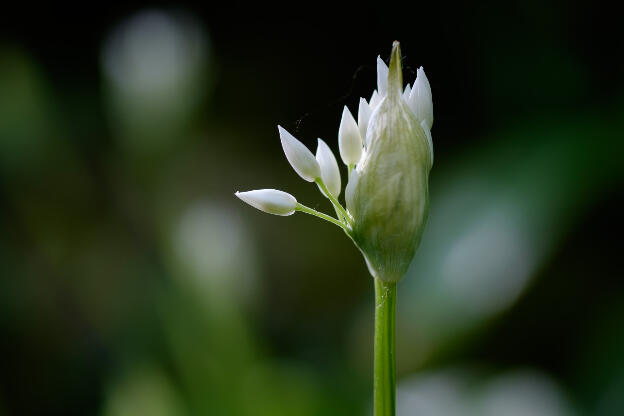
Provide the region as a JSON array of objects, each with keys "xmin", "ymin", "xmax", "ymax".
[
  {"xmin": 236, "ymin": 41, "xmax": 433, "ymax": 282},
  {"xmin": 346, "ymin": 42, "xmax": 433, "ymax": 282}
]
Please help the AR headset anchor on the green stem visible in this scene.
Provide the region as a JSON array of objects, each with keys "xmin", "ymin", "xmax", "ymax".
[
  {"xmin": 315, "ymin": 179, "xmax": 351, "ymax": 224},
  {"xmin": 374, "ymin": 278, "xmax": 396, "ymax": 416},
  {"xmin": 295, "ymin": 203, "xmax": 349, "ymax": 232},
  {"xmin": 334, "ymin": 206, "xmax": 345, "ymax": 223}
]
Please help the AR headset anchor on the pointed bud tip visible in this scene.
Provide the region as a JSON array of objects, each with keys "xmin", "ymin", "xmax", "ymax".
[
  {"xmin": 316, "ymin": 137, "xmax": 325, "ymax": 155},
  {"xmin": 391, "ymin": 41, "xmax": 401, "ymax": 57},
  {"xmin": 388, "ymin": 41, "xmax": 403, "ymax": 97}
]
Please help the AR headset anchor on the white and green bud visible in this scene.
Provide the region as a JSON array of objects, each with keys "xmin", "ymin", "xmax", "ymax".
[
  {"xmin": 369, "ymin": 90, "xmax": 381, "ymax": 110},
  {"xmin": 338, "ymin": 106, "xmax": 363, "ymax": 166},
  {"xmin": 278, "ymin": 125, "xmax": 321, "ymax": 182},
  {"xmin": 376, "ymin": 56, "xmax": 389, "ymax": 97},
  {"xmin": 346, "ymin": 41, "xmax": 433, "ymax": 282},
  {"xmin": 421, "ymin": 119, "xmax": 434, "ymax": 164},
  {"xmin": 408, "ymin": 67, "xmax": 434, "ymax": 129},
  {"xmin": 235, "ymin": 189, "xmax": 297, "ymax": 216},
  {"xmin": 316, "ymin": 138, "xmax": 341, "ymax": 197},
  {"xmin": 358, "ymin": 98, "xmax": 372, "ymax": 147},
  {"xmin": 402, "ymin": 84, "xmax": 412, "ymax": 102}
]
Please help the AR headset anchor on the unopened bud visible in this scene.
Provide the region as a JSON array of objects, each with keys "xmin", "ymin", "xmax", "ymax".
[
  {"xmin": 235, "ymin": 189, "xmax": 297, "ymax": 216},
  {"xmin": 376, "ymin": 56, "xmax": 389, "ymax": 97},
  {"xmin": 338, "ymin": 106, "xmax": 363, "ymax": 166},
  {"xmin": 278, "ymin": 125, "xmax": 321, "ymax": 182},
  {"xmin": 346, "ymin": 41, "xmax": 433, "ymax": 282},
  {"xmin": 358, "ymin": 98, "xmax": 372, "ymax": 148},
  {"xmin": 408, "ymin": 67, "xmax": 433, "ymax": 129},
  {"xmin": 316, "ymin": 139, "xmax": 341, "ymax": 197}
]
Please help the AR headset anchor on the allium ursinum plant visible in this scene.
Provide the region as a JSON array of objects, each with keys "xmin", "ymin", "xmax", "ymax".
[{"xmin": 235, "ymin": 41, "xmax": 433, "ymax": 416}]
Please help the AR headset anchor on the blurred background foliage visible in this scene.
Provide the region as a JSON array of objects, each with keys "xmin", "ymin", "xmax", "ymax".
[{"xmin": 1, "ymin": 1, "xmax": 622, "ymax": 415}]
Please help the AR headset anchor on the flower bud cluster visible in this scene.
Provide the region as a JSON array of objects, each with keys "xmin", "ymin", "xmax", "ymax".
[{"xmin": 236, "ymin": 41, "xmax": 434, "ymax": 282}]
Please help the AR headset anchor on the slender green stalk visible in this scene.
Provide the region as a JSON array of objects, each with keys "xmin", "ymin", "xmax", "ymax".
[
  {"xmin": 295, "ymin": 203, "xmax": 349, "ymax": 232},
  {"xmin": 334, "ymin": 206, "xmax": 345, "ymax": 223},
  {"xmin": 315, "ymin": 179, "xmax": 351, "ymax": 223},
  {"xmin": 374, "ymin": 278, "xmax": 396, "ymax": 416}
]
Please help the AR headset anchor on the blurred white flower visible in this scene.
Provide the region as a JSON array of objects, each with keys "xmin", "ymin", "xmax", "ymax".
[
  {"xmin": 103, "ymin": 365, "xmax": 184, "ymax": 416},
  {"xmin": 171, "ymin": 201, "xmax": 258, "ymax": 307},
  {"xmin": 102, "ymin": 10, "xmax": 207, "ymax": 100},
  {"xmin": 397, "ymin": 368, "xmax": 575, "ymax": 416},
  {"xmin": 101, "ymin": 9, "xmax": 209, "ymax": 151},
  {"xmin": 478, "ymin": 371, "xmax": 574, "ymax": 416}
]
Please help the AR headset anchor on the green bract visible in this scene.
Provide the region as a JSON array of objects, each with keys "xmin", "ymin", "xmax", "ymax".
[{"xmin": 346, "ymin": 43, "xmax": 432, "ymax": 281}]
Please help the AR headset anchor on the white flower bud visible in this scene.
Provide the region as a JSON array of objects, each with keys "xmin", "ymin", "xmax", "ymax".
[
  {"xmin": 376, "ymin": 56, "xmax": 389, "ymax": 96},
  {"xmin": 346, "ymin": 42, "xmax": 433, "ymax": 282},
  {"xmin": 369, "ymin": 90, "xmax": 381, "ymax": 110},
  {"xmin": 403, "ymin": 84, "xmax": 412, "ymax": 102},
  {"xmin": 316, "ymin": 138, "xmax": 341, "ymax": 197},
  {"xmin": 338, "ymin": 106, "xmax": 363, "ymax": 166},
  {"xmin": 235, "ymin": 189, "xmax": 297, "ymax": 216},
  {"xmin": 278, "ymin": 125, "xmax": 321, "ymax": 182},
  {"xmin": 358, "ymin": 98, "xmax": 372, "ymax": 148},
  {"xmin": 408, "ymin": 67, "xmax": 434, "ymax": 129},
  {"xmin": 421, "ymin": 119, "xmax": 434, "ymax": 165}
]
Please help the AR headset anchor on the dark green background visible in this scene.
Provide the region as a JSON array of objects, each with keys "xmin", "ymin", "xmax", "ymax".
[{"xmin": 1, "ymin": 1, "xmax": 622, "ymax": 415}]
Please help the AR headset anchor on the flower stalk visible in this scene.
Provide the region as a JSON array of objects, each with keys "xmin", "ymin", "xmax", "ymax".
[
  {"xmin": 295, "ymin": 203, "xmax": 349, "ymax": 232},
  {"xmin": 374, "ymin": 279, "xmax": 396, "ymax": 416}
]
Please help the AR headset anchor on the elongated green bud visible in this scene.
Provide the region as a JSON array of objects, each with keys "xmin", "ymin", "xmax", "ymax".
[{"xmin": 346, "ymin": 41, "xmax": 433, "ymax": 282}]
